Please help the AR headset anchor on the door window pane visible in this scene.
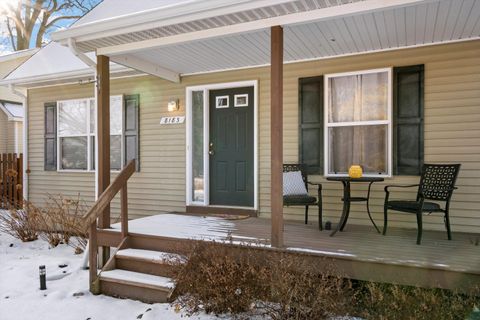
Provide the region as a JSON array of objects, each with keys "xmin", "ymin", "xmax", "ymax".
[
  {"xmin": 192, "ymin": 91, "xmax": 204, "ymax": 202},
  {"xmin": 60, "ymin": 137, "xmax": 88, "ymax": 170}
]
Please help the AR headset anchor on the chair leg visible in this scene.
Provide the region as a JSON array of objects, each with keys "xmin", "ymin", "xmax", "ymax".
[
  {"xmin": 318, "ymin": 202, "xmax": 323, "ymax": 231},
  {"xmin": 445, "ymin": 210, "xmax": 452, "ymax": 240},
  {"xmin": 382, "ymin": 206, "xmax": 388, "ymax": 236},
  {"xmin": 305, "ymin": 205, "xmax": 309, "ymax": 225},
  {"xmin": 416, "ymin": 212, "xmax": 423, "ymax": 245}
]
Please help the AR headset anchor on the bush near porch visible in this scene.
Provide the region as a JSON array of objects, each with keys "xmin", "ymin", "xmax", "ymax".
[{"xmin": 173, "ymin": 241, "xmax": 480, "ymax": 320}]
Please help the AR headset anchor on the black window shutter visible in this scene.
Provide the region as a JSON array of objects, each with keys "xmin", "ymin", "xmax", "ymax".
[
  {"xmin": 393, "ymin": 65, "xmax": 424, "ymax": 175},
  {"xmin": 44, "ymin": 102, "xmax": 57, "ymax": 171},
  {"xmin": 298, "ymin": 76, "xmax": 324, "ymax": 175},
  {"xmin": 124, "ymin": 94, "xmax": 140, "ymax": 171}
]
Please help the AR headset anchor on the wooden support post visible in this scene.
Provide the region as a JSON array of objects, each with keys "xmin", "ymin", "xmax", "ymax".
[
  {"xmin": 270, "ymin": 26, "xmax": 284, "ymax": 247},
  {"xmin": 97, "ymin": 55, "xmax": 111, "ymax": 265}
]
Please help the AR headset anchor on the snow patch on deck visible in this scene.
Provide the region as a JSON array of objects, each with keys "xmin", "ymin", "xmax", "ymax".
[
  {"xmin": 116, "ymin": 248, "xmax": 186, "ymax": 264},
  {"xmin": 112, "ymin": 214, "xmax": 237, "ymax": 240}
]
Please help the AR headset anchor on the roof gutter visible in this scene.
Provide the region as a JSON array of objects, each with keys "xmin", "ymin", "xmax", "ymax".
[{"xmin": 68, "ymin": 38, "xmax": 96, "ymax": 70}]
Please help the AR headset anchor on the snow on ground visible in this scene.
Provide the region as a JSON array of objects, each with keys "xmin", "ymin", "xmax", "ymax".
[{"xmin": 0, "ymin": 231, "xmax": 224, "ymax": 320}]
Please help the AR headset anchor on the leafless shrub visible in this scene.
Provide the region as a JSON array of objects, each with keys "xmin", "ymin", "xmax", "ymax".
[
  {"xmin": 0, "ymin": 208, "xmax": 38, "ymax": 242},
  {"xmin": 27, "ymin": 194, "xmax": 88, "ymax": 253},
  {"xmin": 173, "ymin": 241, "xmax": 353, "ymax": 319}
]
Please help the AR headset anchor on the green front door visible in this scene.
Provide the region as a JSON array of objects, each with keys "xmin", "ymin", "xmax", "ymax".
[{"xmin": 209, "ymin": 87, "xmax": 254, "ymax": 207}]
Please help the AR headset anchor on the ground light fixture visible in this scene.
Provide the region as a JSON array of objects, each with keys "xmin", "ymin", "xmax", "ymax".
[{"xmin": 39, "ymin": 265, "xmax": 46, "ymax": 290}]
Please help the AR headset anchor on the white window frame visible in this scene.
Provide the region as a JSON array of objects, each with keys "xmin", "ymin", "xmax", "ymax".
[
  {"xmin": 215, "ymin": 95, "xmax": 229, "ymax": 109},
  {"xmin": 186, "ymin": 80, "xmax": 258, "ymax": 210},
  {"xmin": 234, "ymin": 94, "xmax": 248, "ymax": 107},
  {"xmin": 324, "ymin": 67, "xmax": 393, "ymax": 177},
  {"xmin": 56, "ymin": 95, "xmax": 124, "ymax": 172}
]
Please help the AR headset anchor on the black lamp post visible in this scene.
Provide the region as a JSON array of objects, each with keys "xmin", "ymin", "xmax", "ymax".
[{"xmin": 39, "ymin": 265, "xmax": 46, "ymax": 290}]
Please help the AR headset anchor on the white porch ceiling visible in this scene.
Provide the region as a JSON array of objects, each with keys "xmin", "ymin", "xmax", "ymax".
[{"xmin": 120, "ymin": 0, "xmax": 480, "ymax": 75}]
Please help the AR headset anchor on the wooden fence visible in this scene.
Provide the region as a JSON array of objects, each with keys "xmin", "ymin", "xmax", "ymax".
[{"xmin": 0, "ymin": 153, "xmax": 23, "ymax": 209}]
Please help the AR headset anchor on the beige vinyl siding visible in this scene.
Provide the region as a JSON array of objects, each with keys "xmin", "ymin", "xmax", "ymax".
[{"xmin": 27, "ymin": 40, "xmax": 480, "ymax": 233}]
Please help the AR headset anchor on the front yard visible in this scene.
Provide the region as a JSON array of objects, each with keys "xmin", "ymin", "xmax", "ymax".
[{"xmin": 0, "ymin": 230, "xmax": 217, "ymax": 320}]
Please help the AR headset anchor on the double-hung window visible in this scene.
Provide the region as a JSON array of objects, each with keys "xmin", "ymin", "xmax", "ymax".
[
  {"xmin": 324, "ymin": 68, "xmax": 392, "ymax": 177},
  {"xmin": 57, "ymin": 96, "xmax": 123, "ymax": 171}
]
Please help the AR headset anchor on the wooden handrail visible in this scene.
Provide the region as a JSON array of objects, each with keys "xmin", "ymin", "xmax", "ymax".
[
  {"xmin": 87, "ymin": 159, "xmax": 135, "ymax": 293},
  {"xmin": 83, "ymin": 160, "xmax": 135, "ymax": 226}
]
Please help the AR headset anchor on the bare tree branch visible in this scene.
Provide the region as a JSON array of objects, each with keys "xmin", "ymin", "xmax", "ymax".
[
  {"xmin": 2, "ymin": 0, "xmax": 99, "ymax": 52},
  {"xmin": 6, "ymin": 19, "xmax": 17, "ymax": 51}
]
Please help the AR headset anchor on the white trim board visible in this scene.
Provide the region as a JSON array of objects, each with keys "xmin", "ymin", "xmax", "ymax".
[{"xmin": 186, "ymin": 80, "xmax": 259, "ymax": 210}]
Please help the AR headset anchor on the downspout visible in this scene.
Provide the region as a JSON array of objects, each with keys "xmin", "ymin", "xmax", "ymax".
[
  {"xmin": 9, "ymin": 84, "xmax": 28, "ymax": 202},
  {"xmin": 68, "ymin": 38, "xmax": 98, "ymax": 270}
]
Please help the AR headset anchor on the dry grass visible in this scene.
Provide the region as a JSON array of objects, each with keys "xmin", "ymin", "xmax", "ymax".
[{"xmin": 354, "ymin": 281, "xmax": 480, "ymax": 320}]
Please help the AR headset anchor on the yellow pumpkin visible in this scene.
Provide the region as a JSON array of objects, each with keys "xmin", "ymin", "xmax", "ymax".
[{"xmin": 348, "ymin": 165, "xmax": 363, "ymax": 178}]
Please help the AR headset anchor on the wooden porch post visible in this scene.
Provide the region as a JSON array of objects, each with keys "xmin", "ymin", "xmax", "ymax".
[
  {"xmin": 97, "ymin": 55, "xmax": 111, "ymax": 265},
  {"xmin": 270, "ymin": 26, "xmax": 284, "ymax": 247}
]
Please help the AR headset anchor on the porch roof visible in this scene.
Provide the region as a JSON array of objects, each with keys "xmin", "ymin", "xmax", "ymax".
[
  {"xmin": 2, "ymin": 0, "xmax": 479, "ymax": 88},
  {"xmin": 49, "ymin": 0, "xmax": 480, "ymax": 82}
]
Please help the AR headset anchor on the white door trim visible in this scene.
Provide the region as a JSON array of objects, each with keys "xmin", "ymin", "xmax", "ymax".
[{"xmin": 186, "ymin": 80, "xmax": 258, "ymax": 210}]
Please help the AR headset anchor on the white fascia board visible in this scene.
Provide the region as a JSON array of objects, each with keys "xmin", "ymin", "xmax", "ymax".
[
  {"xmin": 0, "ymin": 64, "xmax": 134, "ymax": 88},
  {"xmin": 96, "ymin": 0, "xmax": 429, "ymax": 56},
  {"xmin": 52, "ymin": 0, "xmax": 293, "ymax": 44},
  {"xmin": 111, "ymin": 54, "xmax": 180, "ymax": 83},
  {"xmin": 0, "ymin": 48, "xmax": 39, "ymax": 63}
]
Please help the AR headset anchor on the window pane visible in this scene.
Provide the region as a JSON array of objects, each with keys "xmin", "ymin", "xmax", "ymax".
[
  {"xmin": 328, "ymin": 125, "xmax": 387, "ymax": 175},
  {"xmin": 61, "ymin": 137, "xmax": 87, "ymax": 170},
  {"xmin": 90, "ymin": 99, "xmax": 95, "ymax": 134},
  {"xmin": 110, "ymin": 96, "xmax": 122, "ymax": 135},
  {"xmin": 110, "ymin": 135, "xmax": 122, "ymax": 170},
  {"xmin": 192, "ymin": 91, "xmax": 204, "ymax": 202},
  {"xmin": 89, "ymin": 97, "xmax": 122, "ymax": 135},
  {"xmin": 58, "ymin": 100, "xmax": 87, "ymax": 135},
  {"xmin": 90, "ymin": 135, "xmax": 122, "ymax": 170},
  {"xmin": 329, "ymin": 71, "xmax": 388, "ymax": 123}
]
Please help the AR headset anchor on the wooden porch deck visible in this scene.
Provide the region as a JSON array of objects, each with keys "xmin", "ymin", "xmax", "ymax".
[{"xmin": 111, "ymin": 213, "xmax": 480, "ymax": 292}]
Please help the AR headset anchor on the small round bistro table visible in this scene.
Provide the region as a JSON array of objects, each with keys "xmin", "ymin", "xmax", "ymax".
[{"xmin": 326, "ymin": 176, "xmax": 384, "ymax": 237}]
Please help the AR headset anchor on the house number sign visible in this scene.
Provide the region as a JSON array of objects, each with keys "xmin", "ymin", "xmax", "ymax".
[{"xmin": 160, "ymin": 116, "xmax": 185, "ymax": 125}]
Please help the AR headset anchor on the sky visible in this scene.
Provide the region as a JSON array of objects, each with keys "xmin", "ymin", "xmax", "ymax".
[{"xmin": 0, "ymin": 0, "xmax": 101, "ymax": 55}]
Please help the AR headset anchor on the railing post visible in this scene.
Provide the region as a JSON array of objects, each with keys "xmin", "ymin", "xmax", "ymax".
[
  {"xmin": 120, "ymin": 185, "xmax": 128, "ymax": 238},
  {"xmin": 89, "ymin": 222, "xmax": 99, "ymax": 294}
]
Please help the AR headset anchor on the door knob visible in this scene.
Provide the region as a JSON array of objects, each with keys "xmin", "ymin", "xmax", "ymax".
[{"xmin": 209, "ymin": 142, "xmax": 214, "ymax": 156}]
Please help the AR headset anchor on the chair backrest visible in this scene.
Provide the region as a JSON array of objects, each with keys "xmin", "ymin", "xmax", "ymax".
[
  {"xmin": 418, "ymin": 164, "xmax": 461, "ymax": 201},
  {"xmin": 283, "ymin": 163, "xmax": 308, "ymax": 190}
]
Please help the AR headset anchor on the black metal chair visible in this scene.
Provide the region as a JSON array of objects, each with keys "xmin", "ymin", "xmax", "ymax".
[
  {"xmin": 283, "ymin": 164, "xmax": 323, "ymax": 230},
  {"xmin": 383, "ymin": 163, "xmax": 461, "ymax": 245}
]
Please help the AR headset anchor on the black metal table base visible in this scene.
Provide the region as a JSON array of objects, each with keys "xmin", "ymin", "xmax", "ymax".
[{"xmin": 327, "ymin": 177, "xmax": 384, "ymax": 236}]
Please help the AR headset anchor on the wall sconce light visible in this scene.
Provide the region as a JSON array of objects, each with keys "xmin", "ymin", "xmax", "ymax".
[{"xmin": 167, "ymin": 99, "xmax": 179, "ymax": 112}]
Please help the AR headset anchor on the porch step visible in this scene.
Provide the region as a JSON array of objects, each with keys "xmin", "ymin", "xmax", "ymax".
[
  {"xmin": 115, "ymin": 248, "xmax": 186, "ymax": 277},
  {"xmin": 99, "ymin": 269, "xmax": 175, "ymax": 303}
]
